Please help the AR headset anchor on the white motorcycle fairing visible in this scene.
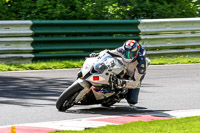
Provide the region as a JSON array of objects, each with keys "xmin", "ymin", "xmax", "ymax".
[{"xmin": 56, "ymin": 53, "xmax": 128, "ymax": 111}]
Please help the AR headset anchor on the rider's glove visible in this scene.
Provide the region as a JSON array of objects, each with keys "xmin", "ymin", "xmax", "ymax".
[
  {"xmin": 117, "ymin": 79, "xmax": 126, "ymax": 88},
  {"xmin": 89, "ymin": 53, "xmax": 99, "ymax": 57}
]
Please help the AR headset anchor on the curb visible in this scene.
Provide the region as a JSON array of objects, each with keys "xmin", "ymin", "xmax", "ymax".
[{"xmin": 1, "ymin": 109, "xmax": 200, "ymax": 133}]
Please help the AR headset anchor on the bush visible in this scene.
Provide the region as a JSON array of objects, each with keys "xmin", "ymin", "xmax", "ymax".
[{"xmin": 0, "ymin": 0, "xmax": 199, "ymax": 20}]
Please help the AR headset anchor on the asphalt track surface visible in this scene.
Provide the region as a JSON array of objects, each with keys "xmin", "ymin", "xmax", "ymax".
[{"xmin": 0, "ymin": 64, "xmax": 200, "ymax": 126}]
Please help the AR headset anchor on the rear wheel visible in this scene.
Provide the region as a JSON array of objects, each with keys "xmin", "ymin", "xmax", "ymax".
[
  {"xmin": 56, "ymin": 81, "xmax": 83, "ymax": 111},
  {"xmin": 101, "ymin": 101, "xmax": 117, "ymax": 107},
  {"xmin": 101, "ymin": 98, "xmax": 117, "ymax": 107}
]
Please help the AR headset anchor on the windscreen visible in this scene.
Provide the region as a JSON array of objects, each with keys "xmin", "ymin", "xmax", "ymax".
[{"xmin": 93, "ymin": 53, "xmax": 112, "ymax": 74}]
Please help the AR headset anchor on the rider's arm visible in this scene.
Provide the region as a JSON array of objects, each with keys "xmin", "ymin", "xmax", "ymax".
[
  {"xmin": 137, "ymin": 50, "xmax": 147, "ymax": 75},
  {"xmin": 89, "ymin": 49, "xmax": 109, "ymax": 57},
  {"xmin": 108, "ymin": 47, "xmax": 124, "ymax": 57},
  {"xmin": 90, "ymin": 46, "xmax": 124, "ymax": 58}
]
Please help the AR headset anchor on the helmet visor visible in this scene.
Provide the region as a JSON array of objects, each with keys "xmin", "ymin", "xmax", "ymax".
[{"xmin": 123, "ymin": 50, "xmax": 137, "ymax": 59}]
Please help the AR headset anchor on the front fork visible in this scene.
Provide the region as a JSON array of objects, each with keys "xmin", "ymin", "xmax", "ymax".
[
  {"xmin": 109, "ymin": 75, "xmax": 118, "ymax": 91},
  {"xmin": 75, "ymin": 78, "xmax": 91, "ymax": 103}
]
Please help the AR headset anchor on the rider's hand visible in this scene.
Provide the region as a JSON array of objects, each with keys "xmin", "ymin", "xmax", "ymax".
[
  {"xmin": 89, "ymin": 53, "xmax": 99, "ymax": 57},
  {"xmin": 117, "ymin": 79, "xmax": 126, "ymax": 88}
]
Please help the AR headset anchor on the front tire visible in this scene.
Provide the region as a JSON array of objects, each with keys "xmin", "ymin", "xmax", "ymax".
[{"xmin": 56, "ymin": 81, "xmax": 83, "ymax": 111}]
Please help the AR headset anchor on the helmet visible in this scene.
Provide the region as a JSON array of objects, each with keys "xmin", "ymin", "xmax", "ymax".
[{"xmin": 122, "ymin": 40, "xmax": 140, "ymax": 63}]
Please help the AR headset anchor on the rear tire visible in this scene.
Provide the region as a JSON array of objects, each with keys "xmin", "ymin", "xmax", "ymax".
[
  {"xmin": 101, "ymin": 98, "xmax": 117, "ymax": 107},
  {"xmin": 56, "ymin": 81, "xmax": 83, "ymax": 111}
]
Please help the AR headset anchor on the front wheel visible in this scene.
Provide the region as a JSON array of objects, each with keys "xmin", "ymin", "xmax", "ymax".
[{"xmin": 56, "ymin": 81, "xmax": 83, "ymax": 111}]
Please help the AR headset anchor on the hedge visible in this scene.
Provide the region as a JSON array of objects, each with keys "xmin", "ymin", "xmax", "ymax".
[{"xmin": 0, "ymin": 0, "xmax": 199, "ymax": 20}]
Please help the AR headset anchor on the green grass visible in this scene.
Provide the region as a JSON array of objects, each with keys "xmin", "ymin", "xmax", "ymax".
[
  {"xmin": 150, "ymin": 56, "xmax": 200, "ymax": 65},
  {"xmin": 0, "ymin": 56, "xmax": 200, "ymax": 72},
  {"xmin": 51, "ymin": 116, "xmax": 200, "ymax": 133},
  {"xmin": 0, "ymin": 60, "xmax": 85, "ymax": 72}
]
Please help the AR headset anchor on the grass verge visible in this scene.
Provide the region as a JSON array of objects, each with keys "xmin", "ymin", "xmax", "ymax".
[
  {"xmin": 0, "ymin": 60, "xmax": 84, "ymax": 72},
  {"xmin": 0, "ymin": 56, "xmax": 200, "ymax": 72},
  {"xmin": 51, "ymin": 116, "xmax": 200, "ymax": 133},
  {"xmin": 150, "ymin": 56, "xmax": 200, "ymax": 65}
]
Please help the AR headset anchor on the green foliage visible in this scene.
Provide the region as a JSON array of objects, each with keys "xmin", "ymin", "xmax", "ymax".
[{"xmin": 0, "ymin": 0, "xmax": 199, "ymax": 20}]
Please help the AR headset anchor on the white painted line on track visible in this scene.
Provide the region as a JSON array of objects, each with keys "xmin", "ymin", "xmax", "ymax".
[{"xmin": 164, "ymin": 109, "xmax": 200, "ymax": 118}]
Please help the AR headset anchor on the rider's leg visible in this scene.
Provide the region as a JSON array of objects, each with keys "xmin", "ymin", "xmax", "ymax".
[{"xmin": 127, "ymin": 88, "xmax": 140, "ymax": 105}]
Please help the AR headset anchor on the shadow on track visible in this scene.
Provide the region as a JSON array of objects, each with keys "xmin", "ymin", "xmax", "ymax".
[
  {"xmin": 0, "ymin": 76, "xmax": 73, "ymax": 107},
  {"xmin": 64, "ymin": 104, "xmax": 173, "ymax": 118}
]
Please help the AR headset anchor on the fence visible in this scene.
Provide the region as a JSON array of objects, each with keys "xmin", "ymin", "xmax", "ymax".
[{"xmin": 0, "ymin": 18, "xmax": 200, "ymax": 64}]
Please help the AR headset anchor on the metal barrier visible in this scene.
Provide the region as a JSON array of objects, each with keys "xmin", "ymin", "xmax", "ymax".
[
  {"xmin": 139, "ymin": 18, "xmax": 200, "ymax": 56},
  {"xmin": 0, "ymin": 18, "xmax": 200, "ymax": 64}
]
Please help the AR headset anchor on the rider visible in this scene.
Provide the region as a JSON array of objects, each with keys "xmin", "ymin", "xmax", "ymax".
[{"xmin": 90, "ymin": 40, "xmax": 148, "ymax": 106}]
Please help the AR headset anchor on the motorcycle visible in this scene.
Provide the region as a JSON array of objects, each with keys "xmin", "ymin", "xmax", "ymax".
[{"xmin": 56, "ymin": 52, "xmax": 130, "ymax": 111}]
